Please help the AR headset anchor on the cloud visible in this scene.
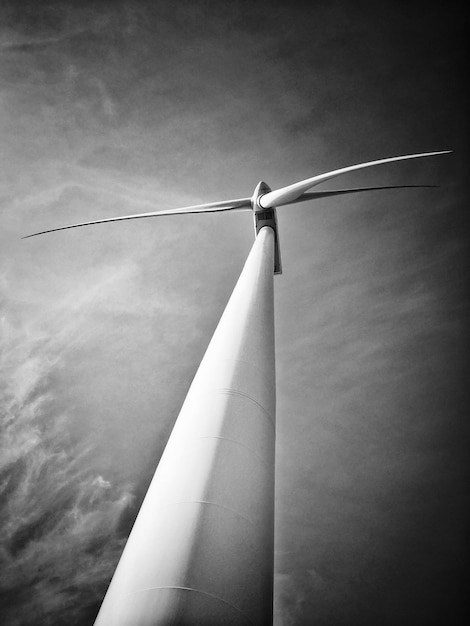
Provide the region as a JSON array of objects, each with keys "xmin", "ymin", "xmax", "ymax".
[
  {"xmin": 0, "ymin": 28, "xmax": 91, "ymax": 52},
  {"xmin": 0, "ymin": 294, "xmax": 138, "ymax": 625}
]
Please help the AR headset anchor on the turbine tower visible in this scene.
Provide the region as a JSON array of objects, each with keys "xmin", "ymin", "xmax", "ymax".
[{"xmin": 24, "ymin": 151, "xmax": 450, "ymax": 625}]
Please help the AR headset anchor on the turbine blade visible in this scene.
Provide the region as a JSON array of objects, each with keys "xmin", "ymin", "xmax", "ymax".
[
  {"xmin": 259, "ymin": 151, "xmax": 452, "ymax": 208},
  {"xmin": 22, "ymin": 198, "xmax": 252, "ymax": 239},
  {"xmin": 286, "ymin": 184, "xmax": 439, "ymax": 205}
]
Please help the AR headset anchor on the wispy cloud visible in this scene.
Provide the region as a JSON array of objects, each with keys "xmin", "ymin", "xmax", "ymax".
[
  {"xmin": 0, "ymin": 27, "xmax": 91, "ymax": 52},
  {"xmin": 0, "ymin": 287, "xmax": 138, "ymax": 625}
]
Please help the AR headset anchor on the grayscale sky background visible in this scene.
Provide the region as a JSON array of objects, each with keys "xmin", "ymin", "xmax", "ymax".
[{"xmin": 1, "ymin": 1, "xmax": 468, "ymax": 625}]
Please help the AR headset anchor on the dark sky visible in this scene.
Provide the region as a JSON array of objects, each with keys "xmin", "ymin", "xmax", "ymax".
[{"xmin": 1, "ymin": 1, "xmax": 468, "ymax": 625}]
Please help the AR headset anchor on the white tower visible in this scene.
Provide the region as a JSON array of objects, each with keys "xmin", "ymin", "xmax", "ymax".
[{"xmin": 95, "ymin": 226, "xmax": 276, "ymax": 625}]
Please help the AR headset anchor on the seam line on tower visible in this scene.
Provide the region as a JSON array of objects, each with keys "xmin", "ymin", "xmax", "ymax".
[
  {"xmin": 211, "ymin": 388, "xmax": 275, "ymax": 428},
  {"xmin": 128, "ymin": 585, "xmax": 257, "ymax": 625}
]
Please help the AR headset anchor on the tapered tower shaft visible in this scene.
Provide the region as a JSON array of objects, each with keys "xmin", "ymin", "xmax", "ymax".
[{"xmin": 95, "ymin": 226, "xmax": 276, "ymax": 625}]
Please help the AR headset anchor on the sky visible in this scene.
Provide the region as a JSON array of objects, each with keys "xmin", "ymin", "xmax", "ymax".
[{"xmin": 0, "ymin": 1, "xmax": 468, "ymax": 624}]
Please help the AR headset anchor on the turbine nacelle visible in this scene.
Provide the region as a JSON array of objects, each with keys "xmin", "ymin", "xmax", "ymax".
[{"xmin": 251, "ymin": 181, "xmax": 282, "ymax": 274}]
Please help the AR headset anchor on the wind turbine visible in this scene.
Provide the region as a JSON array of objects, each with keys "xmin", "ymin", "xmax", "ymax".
[{"xmin": 25, "ymin": 150, "xmax": 450, "ymax": 625}]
